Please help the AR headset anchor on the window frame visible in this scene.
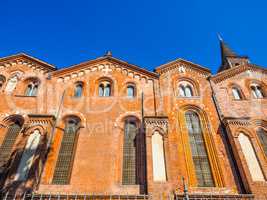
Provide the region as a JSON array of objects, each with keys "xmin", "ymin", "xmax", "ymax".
[
  {"xmin": 179, "ymin": 107, "xmax": 224, "ymax": 187},
  {"xmin": 256, "ymin": 127, "xmax": 267, "ymax": 158},
  {"xmin": 250, "ymin": 83, "xmax": 265, "ymax": 99},
  {"xmin": 184, "ymin": 111, "xmax": 215, "ymax": 187},
  {"xmin": 52, "ymin": 116, "xmax": 81, "ymax": 185},
  {"xmin": 98, "ymin": 79, "xmax": 112, "ymax": 97},
  {"xmin": 177, "ymin": 80, "xmax": 197, "ymax": 98},
  {"xmin": 126, "ymin": 84, "xmax": 136, "ymax": 98},
  {"xmin": 231, "ymin": 87, "xmax": 244, "ymax": 100},
  {"xmin": 24, "ymin": 78, "xmax": 40, "ymax": 97},
  {"xmin": 73, "ymin": 82, "xmax": 84, "ymax": 98}
]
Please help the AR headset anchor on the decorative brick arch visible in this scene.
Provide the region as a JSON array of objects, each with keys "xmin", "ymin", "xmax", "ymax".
[
  {"xmin": 59, "ymin": 112, "xmax": 86, "ymax": 129},
  {"xmin": 228, "ymin": 82, "xmax": 246, "ymax": 100},
  {"xmin": 245, "ymin": 79, "xmax": 267, "ymax": 97},
  {"xmin": 2, "ymin": 114, "xmax": 25, "ymax": 127},
  {"xmin": 175, "ymin": 77, "xmax": 200, "ymax": 96},
  {"xmin": 114, "ymin": 112, "xmax": 142, "ymax": 130},
  {"xmin": 234, "ymin": 127, "xmax": 254, "ymax": 138},
  {"xmin": 177, "ymin": 104, "xmax": 224, "ymax": 187},
  {"xmin": 95, "ymin": 76, "xmax": 116, "ymax": 96},
  {"xmin": 23, "ymin": 124, "xmax": 46, "ymax": 137}
]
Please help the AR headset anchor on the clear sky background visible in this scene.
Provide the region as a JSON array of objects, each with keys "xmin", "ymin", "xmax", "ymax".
[{"xmin": 0, "ymin": 0, "xmax": 266, "ymax": 73}]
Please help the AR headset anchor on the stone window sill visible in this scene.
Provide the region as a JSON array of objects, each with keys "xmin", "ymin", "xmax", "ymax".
[
  {"xmin": 176, "ymin": 96, "xmax": 200, "ymax": 99},
  {"xmin": 14, "ymin": 95, "xmax": 37, "ymax": 97}
]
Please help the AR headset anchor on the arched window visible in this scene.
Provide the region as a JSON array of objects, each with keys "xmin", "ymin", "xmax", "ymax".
[
  {"xmin": 238, "ymin": 133, "xmax": 265, "ymax": 181},
  {"xmin": 127, "ymin": 85, "xmax": 135, "ymax": 98},
  {"xmin": 99, "ymin": 80, "xmax": 111, "ymax": 97},
  {"xmin": 5, "ymin": 75, "xmax": 19, "ymax": 94},
  {"xmin": 178, "ymin": 82, "xmax": 194, "ymax": 97},
  {"xmin": 152, "ymin": 131, "xmax": 166, "ymax": 181},
  {"xmin": 179, "ymin": 85, "xmax": 186, "ymax": 97},
  {"xmin": 74, "ymin": 83, "xmax": 83, "ymax": 97},
  {"xmin": 0, "ymin": 122, "xmax": 22, "ymax": 168},
  {"xmin": 25, "ymin": 79, "xmax": 40, "ymax": 96},
  {"xmin": 14, "ymin": 129, "xmax": 41, "ymax": 181},
  {"xmin": 122, "ymin": 119, "xmax": 138, "ymax": 185},
  {"xmin": 184, "ymin": 86, "xmax": 193, "ymax": 97},
  {"xmin": 251, "ymin": 84, "xmax": 264, "ymax": 99},
  {"xmin": 0, "ymin": 75, "xmax": 6, "ymax": 89},
  {"xmin": 185, "ymin": 111, "xmax": 215, "ymax": 187},
  {"xmin": 256, "ymin": 128, "xmax": 267, "ymax": 156},
  {"xmin": 52, "ymin": 116, "xmax": 80, "ymax": 184},
  {"xmin": 232, "ymin": 87, "xmax": 243, "ymax": 100}
]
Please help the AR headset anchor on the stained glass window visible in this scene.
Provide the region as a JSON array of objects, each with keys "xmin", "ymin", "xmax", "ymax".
[
  {"xmin": 122, "ymin": 120, "xmax": 137, "ymax": 185},
  {"xmin": 0, "ymin": 123, "xmax": 21, "ymax": 168},
  {"xmin": 185, "ymin": 111, "xmax": 214, "ymax": 187},
  {"xmin": 52, "ymin": 117, "xmax": 80, "ymax": 184},
  {"xmin": 257, "ymin": 128, "xmax": 267, "ymax": 156}
]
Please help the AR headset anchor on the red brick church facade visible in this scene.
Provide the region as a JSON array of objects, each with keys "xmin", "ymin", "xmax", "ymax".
[{"xmin": 0, "ymin": 39, "xmax": 266, "ymax": 199}]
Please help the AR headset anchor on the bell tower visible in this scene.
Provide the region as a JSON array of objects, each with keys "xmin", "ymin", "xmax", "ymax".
[{"xmin": 218, "ymin": 35, "xmax": 250, "ymax": 72}]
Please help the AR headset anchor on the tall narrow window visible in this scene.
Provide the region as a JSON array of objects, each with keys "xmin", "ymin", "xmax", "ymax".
[
  {"xmin": 185, "ymin": 86, "xmax": 193, "ymax": 97},
  {"xmin": 179, "ymin": 85, "xmax": 186, "ymax": 97},
  {"xmin": 256, "ymin": 128, "xmax": 267, "ymax": 156},
  {"xmin": 99, "ymin": 81, "xmax": 111, "ymax": 97},
  {"xmin": 152, "ymin": 131, "xmax": 166, "ymax": 181},
  {"xmin": 25, "ymin": 80, "xmax": 39, "ymax": 96},
  {"xmin": 14, "ymin": 130, "xmax": 41, "ymax": 181},
  {"xmin": 232, "ymin": 87, "xmax": 242, "ymax": 100},
  {"xmin": 185, "ymin": 111, "xmax": 215, "ymax": 187},
  {"xmin": 127, "ymin": 85, "xmax": 135, "ymax": 98},
  {"xmin": 74, "ymin": 83, "xmax": 83, "ymax": 97},
  {"xmin": 238, "ymin": 133, "xmax": 265, "ymax": 181},
  {"xmin": 0, "ymin": 123, "xmax": 22, "ymax": 168},
  {"xmin": 122, "ymin": 120, "xmax": 138, "ymax": 185},
  {"xmin": 178, "ymin": 83, "xmax": 194, "ymax": 97},
  {"xmin": 251, "ymin": 85, "xmax": 264, "ymax": 99},
  {"xmin": 52, "ymin": 117, "xmax": 80, "ymax": 184}
]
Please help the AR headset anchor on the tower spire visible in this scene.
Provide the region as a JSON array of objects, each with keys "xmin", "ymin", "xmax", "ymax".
[
  {"xmin": 219, "ymin": 34, "xmax": 237, "ymax": 64},
  {"xmin": 217, "ymin": 35, "xmax": 248, "ymax": 72}
]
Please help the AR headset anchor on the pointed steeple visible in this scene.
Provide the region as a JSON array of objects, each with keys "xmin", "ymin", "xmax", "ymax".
[
  {"xmin": 218, "ymin": 35, "xmax": 237, "ymax": 59},
  {"xmin": 217, "ymin": 34, "xmax": 249, "ymax": 72}
]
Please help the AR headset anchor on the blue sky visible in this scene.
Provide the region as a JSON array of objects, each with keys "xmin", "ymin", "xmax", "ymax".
[{"xmin": 0, "ymin": 0, "xmax": 266, "ymax": 73}]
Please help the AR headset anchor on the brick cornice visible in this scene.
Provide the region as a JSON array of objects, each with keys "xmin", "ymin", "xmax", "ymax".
[
  {"xmin": 155, "ymin": 58, "xmax": 211, "ymax": 77},
  {"xmin": 0, "ymin": 53, "xmax": 56, "ymax": 73},
  {"xmin": 144, "ymin": 116, "xmax": 169, "ymax": 136},
  {"xmin": 222, "ymin": 117, "xmax": 251, "ymax": 126},
  {"xmin": 52, "ymin": 56, "xmax": 158, "ymax": 79},
  {"xmin": 211, "ymin": 64, "xmax": 267, "ymax": 84}
]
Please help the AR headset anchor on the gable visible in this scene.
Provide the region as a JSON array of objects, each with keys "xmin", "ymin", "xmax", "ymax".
[
  {"xmin": 52, "ymin": 56, "xmax": 159, "ymax": 83},
  {"xmin": 211, "ymin": 64, "xmax": 267, "ymax": 84},
  {"xmin": 0, "ymin": 53, "xmax": 56, "ymax": 75},
  {"xmin": 155, "ymin": 58, "xmax": 211, "ymax": 78}
]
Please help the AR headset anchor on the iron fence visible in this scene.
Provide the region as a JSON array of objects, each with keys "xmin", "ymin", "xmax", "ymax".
[{"xmin": 0, "ymin": 192, "xmax": 261, "ymax": 200}]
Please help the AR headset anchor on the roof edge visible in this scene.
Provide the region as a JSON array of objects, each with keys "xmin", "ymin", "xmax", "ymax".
[
  {"xmin": 155, "ymin": 58, "xmax": 211, "ymax": 74},
  {"xmin": 0, "ymin": 53, "xmax": 56, "ymax": 70},
  {"xmin": 53, "ymin": 55, "xmax": 159, "ymax": 78}
]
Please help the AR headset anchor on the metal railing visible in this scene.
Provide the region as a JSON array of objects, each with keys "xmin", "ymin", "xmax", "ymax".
[{"xmin": 0, "ymin": 192, "xmax": 259, "ymax": 200}]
